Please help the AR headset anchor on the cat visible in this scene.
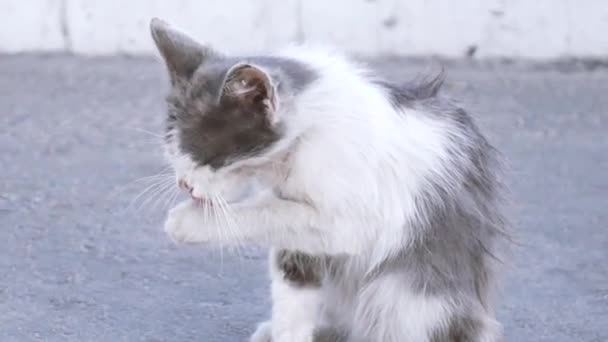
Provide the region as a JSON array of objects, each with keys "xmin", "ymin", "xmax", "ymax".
[{"xmin": 150, "ymin": 18, "xmax": 507, "ymax": 342}]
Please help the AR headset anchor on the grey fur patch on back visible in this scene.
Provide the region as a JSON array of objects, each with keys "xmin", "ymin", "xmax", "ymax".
[
  {"xmin": 373, "ymin": 70, "xmax": 446, "ymax": 109},
  {"xmin": 313, "ymin": 326, "xmax": 349, "ymax": 342},
  {"xmin": 367, "ymin": 92, "xmax": 506, "ymax": 304},
  {"xmin": 430, "ymin": 315, "xmax": 486, "ymax": 342},
  {"xmin": 275, "ymin": 249, "xmax": 323, "ymax": 288},
  {"xmin": 319, "ymin": 76, "xmax": 507, "ymax": 341}
]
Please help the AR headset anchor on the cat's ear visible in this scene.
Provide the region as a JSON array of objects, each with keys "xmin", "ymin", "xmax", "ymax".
[
  {"xmin": 150, "ymin": 18, "xmax": 216, "ymax": 83},
  {"xmin": 221, "ymin": 64, "xmax": 279, "ymax": 123}
]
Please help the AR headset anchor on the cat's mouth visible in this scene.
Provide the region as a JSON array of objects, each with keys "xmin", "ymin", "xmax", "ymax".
[
  {"xmin": 190, "ymin": 195, "xmax": 213, "ymax": 207},
  {"xmin": 178, "ymin": 179, "xmax": 214, "ymax": 207},
  {"xmin": 179, "ymin": 179, "xmax": 258, "ymax": 207}
]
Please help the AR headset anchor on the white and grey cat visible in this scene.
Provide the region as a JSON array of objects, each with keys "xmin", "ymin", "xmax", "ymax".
[{"xmin": 150, "ymin": 18, "xmax": 507, "ymax": 342}]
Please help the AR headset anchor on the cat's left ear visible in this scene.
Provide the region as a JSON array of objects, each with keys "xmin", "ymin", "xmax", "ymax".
[
  {"xmin": 150, "ymin": 18, "xmax": 216, "ymax": 84},
  {"xmin": 221, "ymin": 64, "xmax": 280, "ymax": 124}
]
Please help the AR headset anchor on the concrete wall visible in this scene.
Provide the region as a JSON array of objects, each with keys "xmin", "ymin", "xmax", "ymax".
[{"xmin": 2, "ymin": 0, "xmax": 607, "ymax": 59}]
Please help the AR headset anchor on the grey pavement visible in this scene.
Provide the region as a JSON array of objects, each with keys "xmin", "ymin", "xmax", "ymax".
[{"xmin": 0, "ymin": 54, "xmax": 606, "ymax": 342}]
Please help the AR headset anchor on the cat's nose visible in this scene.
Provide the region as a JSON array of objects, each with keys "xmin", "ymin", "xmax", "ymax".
[
  {"xmin": 178, "ymin": 179, "xmax": 192, "ymax": 193},
  {"xmin": 189, "ymin": 189, "xmax": 211, "ymax": 206}
]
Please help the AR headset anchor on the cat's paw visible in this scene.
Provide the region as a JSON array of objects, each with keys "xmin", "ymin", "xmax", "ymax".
[
  {"xmin": 250, "ymin": 321, "xmax": 272, "ymax": 342},
  {"xmin": 164, "ymin": 200, "xmax": 195, "ymax": 243},
  {"xmin": 164, "ymin": 200, "xmax": 212, "ymax": 244}
]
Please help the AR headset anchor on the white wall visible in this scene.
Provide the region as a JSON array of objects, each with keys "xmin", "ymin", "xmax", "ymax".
[{"xmin": 2, "ymin": 0, "xmax": 607, "ymax": 59}]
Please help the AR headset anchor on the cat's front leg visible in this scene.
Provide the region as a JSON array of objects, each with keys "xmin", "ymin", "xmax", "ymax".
[
  {"xmin": 225, "ymin": 195, "xmax": 367, "ymax": 256},
  {"xmin": 165, "ymin": 194, "xmax": 369, "ymax": 256},
  {"xmin": 164, "ymin": 200, "xmax": 217, "ymax": 244},
  {"xmin": 271, "ymin": 249, "xmax": 322, "ymax": 342},
  {"xmin": 163, "ymin": 195, "xmax": 320, "ymax": 249},
  {"xmin": 251, "ymin": 249, "xmax": 322, "ymax": 342}
]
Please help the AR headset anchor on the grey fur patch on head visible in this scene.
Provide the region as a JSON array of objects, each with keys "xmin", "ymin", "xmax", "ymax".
[
  {"xmin": 275, "ymin": 249, "xmax": 323, "ymax": 288},
  {"xmin": 151, "ymin": 19, "xmax": 318, "ymax": 169}
]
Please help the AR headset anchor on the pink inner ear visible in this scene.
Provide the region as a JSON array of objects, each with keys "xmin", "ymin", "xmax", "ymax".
[
  {"xmin": 236, "ymin": 67, "xmax": 272, "ymax": 96},
  {"xmin": 226, "ymin": 65, "xmax": 278, "ymax": 117}
]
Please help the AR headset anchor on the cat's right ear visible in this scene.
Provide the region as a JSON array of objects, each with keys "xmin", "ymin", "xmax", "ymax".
[{"xmin": 150, "ymin": 18, "xmax": 216, "ymax": 84}]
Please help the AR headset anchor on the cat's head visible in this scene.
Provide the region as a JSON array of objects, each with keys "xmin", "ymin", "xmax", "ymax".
[{"xmin": 150, "ymin": 18, "xmax": 312, "ymax": 204}]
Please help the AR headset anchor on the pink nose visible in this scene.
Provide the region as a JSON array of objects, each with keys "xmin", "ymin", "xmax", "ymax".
[{"xmin": 178, "ymin": 179, "xmax": 210, "ymax": 205}]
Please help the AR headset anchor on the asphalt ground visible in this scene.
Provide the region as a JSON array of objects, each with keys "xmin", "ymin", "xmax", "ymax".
[{"xmin": 0, "ymin": 54, "xmax": 606, "ymax": 341}]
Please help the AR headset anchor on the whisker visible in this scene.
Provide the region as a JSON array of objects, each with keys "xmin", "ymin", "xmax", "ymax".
[
  {"xmin": 125, "ymin": 179, "xmax": 171, "ymax": 212},
  {"xmin": 147, "ymin": 181, "xmax": 178, "ymax": 213},
  {"xmin": 130, "ymin": 172, "xmax": 173, "ymax": 183},
  {"xmin": 132, "ymin": 139, "xmax": 165, "ymax": 145},
  {"xmin": 132, "ymin": 178, "xmax": 175, "ymax": 213},
  {"xmin": 215, "ymin": 196, "xmax": 244, "ymax": 260},
  {"xmin": 128, "ymin": 127, "xmax": 165, "ymax": 139},
  {"xmin": 217, "ymin": 196, "xmax": 246, "ymax": 259},
  {"xmin": 163, "ymin": 187, "xmax": 181, "ymax": 212},
  {"xmin": 207, "ymin": 195, "xmax": 224, "ymax": 271},
  {"xmin": 108, "ymin": 170, "xmax": 173, "ymax": 200}
]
